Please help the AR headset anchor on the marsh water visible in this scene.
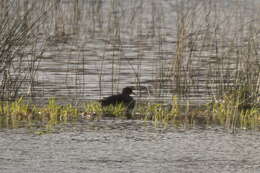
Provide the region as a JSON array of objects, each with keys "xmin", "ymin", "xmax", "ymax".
[
  {"xmin": 1, "ymin": 0, "xmax": 260, "ymax": 172},
  {"xmin": 21, "ymin": 0, "xmax": 260, "ymax": 105},
  {"xmin": 0, "ymin": 120, "xmax": 260, "ymax": 173}
]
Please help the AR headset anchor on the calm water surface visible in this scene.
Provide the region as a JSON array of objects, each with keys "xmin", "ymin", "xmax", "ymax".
[
  {"xmin": 0, "ymin": 120, "xmax": 260, "ymax": 173},
  {"xmin": 19, "ymin": 0, "xmax": 259, "ymax": 106}
]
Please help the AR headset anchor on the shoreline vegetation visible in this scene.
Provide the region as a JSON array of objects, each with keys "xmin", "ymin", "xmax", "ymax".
[{"xmin": 0, "ymin": 87, "xmax": 259, "ymax": 131}]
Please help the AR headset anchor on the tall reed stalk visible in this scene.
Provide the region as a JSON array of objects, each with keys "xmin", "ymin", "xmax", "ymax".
[{"xmin": 0, "ymin": 1, "xmax": 48, "ymax": 101}]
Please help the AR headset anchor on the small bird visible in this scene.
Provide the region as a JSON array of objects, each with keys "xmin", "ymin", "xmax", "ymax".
[{"xmin": 100, "ymin": 87, "xmax": 135, "ymax": 116}]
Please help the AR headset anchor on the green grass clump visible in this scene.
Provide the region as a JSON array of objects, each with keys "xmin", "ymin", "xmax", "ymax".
[
  {"xmin": 38, "ymin": 98, "xmax": 80, "ymax": 128},
  {"xmin": 210, "ymin": 87, "xmax": 260, "ymax": 130},
  {"xmin": 0, "ymin": 98, "xmax": 81, "ymax": 129},
  {"xmin": 135, "ymin": 96, "xmax": 180, "ymax": 126},
  {"xmin": 0, "ymin": 98, "xmax": 34, "ymax": 128},
  {"xmin": 82, "ymin": 101, "xmax": 103, "ymax": 119},
  {"xmin": 146, "ymin": 104, "xmax": 172, "ymax": 126},
  {"xmin": 60, "ymin": 104, "xmax": 79, "ymax": 122},
  {"xmin": 83, "ymin": 101, "xmax": 133, "ymax": 119},
  {"xmin": 101, "ymin": 103, "xmax": 128, "ymax": 118}
]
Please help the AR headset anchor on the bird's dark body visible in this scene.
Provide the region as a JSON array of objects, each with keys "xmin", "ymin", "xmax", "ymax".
[
  {"xmin": 101, "ymin": 94, "xmax": 135, "ymax": 108},
  {"xmin": 100, "ymin": 87, "xmax": 135, "ymax": 112}
]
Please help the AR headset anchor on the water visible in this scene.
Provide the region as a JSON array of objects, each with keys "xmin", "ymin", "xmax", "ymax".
[
  {"xmin": 11, "ymin": 0, "xmax": 259, "ymax": 106},
  {"xmin": 1, "ymin": 1, "xmax": 260, "ymax": 172},
  {"xmin": 0, "ymin": 120, "xmax": 260, "ymax": 173}
]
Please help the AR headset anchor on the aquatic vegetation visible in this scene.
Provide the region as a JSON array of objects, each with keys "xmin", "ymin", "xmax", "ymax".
[
  {"xmin": 0, "ymin": 92, "xmax": 259, "ymax": 131},
  {"xmin": 60, "ymin": 104, "xmax": 79, "ymax": 122},
  {"xmin": 38, "ymin": 98, "xmax": 80, "ymax": 129},
  {"xmin": 133, "ymin": 92, "xmax": 260, "ymax": 130},
  {"xmin": 147, "ymin": 104, "xmax": 173, "ymax": 127},
  {"xmin": 101, "ymin": 103, "xmax": 128, "ymax": 118},
  {"xmin": 40, "ymin": 98, "xmax": 61, "ymax": 126},
  {"xmin": 83, "ymin": 101, "xmax": 135, "ymax": 119},
  {"xmin": 134, "ymin": 96, "xmax": 180, "ymax": 127},
  {"xmin": 83, "ymin": 101, "xmax": 103, "ymax": 119},
  {"xmin": 0, "ymin": 98, "xmax": 80, "ymax": 128},
  {"xmin": 0, "ymin": 98, "xmax": 33, "ymax": 128},
  {"xmin": 210, "ymin": 87, "xmax": 260, "ymax": 130}
]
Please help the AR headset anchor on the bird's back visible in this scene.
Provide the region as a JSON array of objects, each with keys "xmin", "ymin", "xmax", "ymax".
[
  {"xmin": 101, "ymin": 94, "xmax": 134, "ymax": 107},
  {"xmin": 101, "ymin": 94, "xmax": 122, "ymax": 106}
]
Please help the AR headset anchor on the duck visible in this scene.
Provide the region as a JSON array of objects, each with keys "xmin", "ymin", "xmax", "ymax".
[{"xmin": 100, "ymin": 87, "xmax": 135, "ymax": 115}]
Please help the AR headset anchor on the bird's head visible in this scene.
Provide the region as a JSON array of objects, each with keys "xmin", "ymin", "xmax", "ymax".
[{"xmin": 122, "ymin": 87, "xmax": 135, "ymax": 95}]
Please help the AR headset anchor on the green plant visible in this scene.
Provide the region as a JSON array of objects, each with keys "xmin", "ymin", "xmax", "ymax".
[
  {"xmin": 60, "ymin": 104, "xmax": 79, "ymax": 122},
  {"xmin": 135, "ymin": 100, "xmax": 177, "ymax": 127},
  {"xmin": 83, "ymin": 101, "xmax": 103, "ymax": 120},
  {"xmin": 101, "ymin": 103, "xmax": 127, "ymax": 118},
  {"xmin": 211, "ymin": 88, "xmax": 260, "ymax": 130}
]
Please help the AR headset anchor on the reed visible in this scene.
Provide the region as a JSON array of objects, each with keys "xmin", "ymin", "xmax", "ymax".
[
  {"xmin": 210, "ymin": 86, "xmax": 260, "ymax": 131},
  {"xmin": 0, "ymin": 1, "xmax": 48, "ymax": 101}
]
